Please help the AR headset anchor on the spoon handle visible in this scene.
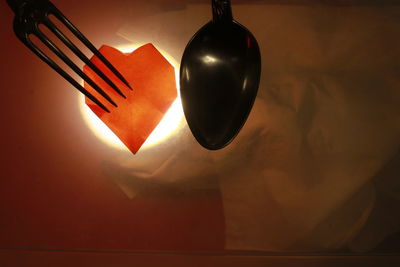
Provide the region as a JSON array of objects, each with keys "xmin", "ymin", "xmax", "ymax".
[{"xmin": 212, "ymin": 0, "xmax": 233, "ymax": 22}]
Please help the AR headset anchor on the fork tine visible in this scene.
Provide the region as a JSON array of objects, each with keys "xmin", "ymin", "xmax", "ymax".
[
  {"xmin": 43, "ymin": 19, "xmax": 127, "ymax": 99},
  {"xmin": 50, "ymin": 8, "xmax": 133, "ymax": 90},
  {"xmin": 35, "ymin": 27, "xmax": 118, "ymax": 109},
  {"xmin": 21, "ymin": 35, "xmax": 110, "ymax": 113}
]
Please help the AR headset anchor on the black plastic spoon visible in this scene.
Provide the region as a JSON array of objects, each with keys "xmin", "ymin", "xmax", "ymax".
[{"xmin": 180, "ymin": 0, "xmax": 261, "ymax": 150}]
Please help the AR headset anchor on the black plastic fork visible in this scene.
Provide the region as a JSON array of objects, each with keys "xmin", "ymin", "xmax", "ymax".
[{"xmin": 6, "ymin": 0, "xmax": 132, "ymax": 112}]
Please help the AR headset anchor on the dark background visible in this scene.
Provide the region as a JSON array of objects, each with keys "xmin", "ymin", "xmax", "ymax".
[{"xmin": 1, "ymin": 0, "xmax": 400, "ymax": 266}]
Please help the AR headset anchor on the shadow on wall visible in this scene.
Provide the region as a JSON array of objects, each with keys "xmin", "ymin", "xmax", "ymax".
[{"xmin": 103, "ymin": 2, "xmax": 400, "ymax": 252}]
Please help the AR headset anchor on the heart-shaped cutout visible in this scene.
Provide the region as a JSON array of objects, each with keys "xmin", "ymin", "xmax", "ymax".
[{"xmin": 83, "ymin": 44, "xmax": 177, "ymax": 154}]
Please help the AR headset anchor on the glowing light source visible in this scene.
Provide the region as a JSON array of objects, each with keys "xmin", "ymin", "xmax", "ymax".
[
  {"xmin": 79, "ymin": 44, "xmax": 184, "ymax": 152},
  {"xmin": 202, "ymin": 55, "xmax": 219, "ymax": 64}
]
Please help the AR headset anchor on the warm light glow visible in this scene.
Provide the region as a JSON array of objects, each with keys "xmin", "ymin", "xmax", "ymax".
[
  {"xmin": 202, "ymin": 55, "xmax": 219, "ymax": 64},
  {"xmin": 79, "ymin": 44, "xmax": 184, "ymax": 152}
]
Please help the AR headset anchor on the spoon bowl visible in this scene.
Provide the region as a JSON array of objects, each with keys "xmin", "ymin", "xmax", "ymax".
[{"xmin": 180, "ymin": 0, "xmax": 261, "ymax": 150}]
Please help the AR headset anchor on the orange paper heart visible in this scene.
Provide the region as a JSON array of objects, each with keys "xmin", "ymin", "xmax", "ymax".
[{"xmin": 83, "ymin": 44, "xmax": 177, "ymax": 154}]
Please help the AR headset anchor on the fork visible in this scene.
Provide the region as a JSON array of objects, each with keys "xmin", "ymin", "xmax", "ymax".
[{"xmin": 6, "ymin": 0, "xmax": 132, "ymax": 112}]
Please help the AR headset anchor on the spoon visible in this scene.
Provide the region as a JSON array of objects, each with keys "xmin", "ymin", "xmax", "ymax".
[{"xmin": 180, "ymin": 0, "xmax": 261, "ymax": 150}]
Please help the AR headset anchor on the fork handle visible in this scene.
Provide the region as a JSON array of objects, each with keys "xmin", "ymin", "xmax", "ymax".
[
  {"xmin": 6, "ymin": 0, "xmax": 27, "ymax": 12},
  {"xmin": 6, "ymin": 0, "xmax": 49, "ymax": 13}
]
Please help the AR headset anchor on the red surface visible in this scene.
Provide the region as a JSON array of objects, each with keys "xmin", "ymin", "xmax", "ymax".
[
  {"xmin": 0, "ymin": 0, "xmax": 224, "ymax": 253},
  {"xmin": 84, "ymin": 44, "xmax": 177, "ymax": 154},
  {"xmin": 2, "ymin": 250, "xmax": 398, "ymax": 267},
  {"xmin": 0, "ymin": 145, "xmax": 225, "ymax": 251}
]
